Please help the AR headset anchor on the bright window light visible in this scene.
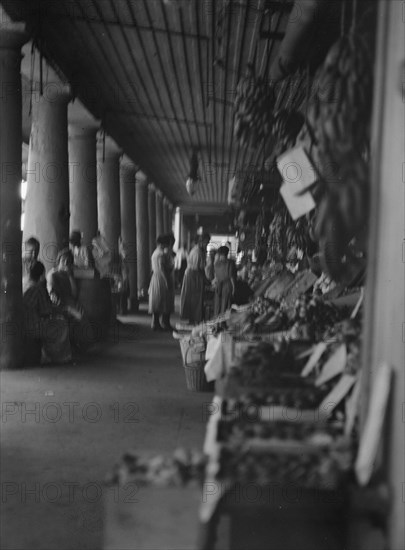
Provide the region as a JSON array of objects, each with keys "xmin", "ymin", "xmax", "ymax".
[{"xmin": 21, "ymin": 180, "xmax": 27, "ymax": 200}]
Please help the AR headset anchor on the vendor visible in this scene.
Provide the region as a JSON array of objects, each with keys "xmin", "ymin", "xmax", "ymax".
[
  {"xmin": 47, "ymin": 248, "xmax": 92, "ymax": 351},
  {"xmin": 180, "ymin": 233, "xmax": 211, "ymax": 324},
  {"xmin": 23, "ymin": 262, "xmax": 72, "ymax": 365},
  {"xmin": 22, "ymin": 236, "xmax": 45, "ymax": 293},
  {"xmin": 213, "ymin": 246, "xmax": 236, "ymax": 316},
  {"xmin": 69, "ymin": 230, "xmax": 95, "ymax": 269}
]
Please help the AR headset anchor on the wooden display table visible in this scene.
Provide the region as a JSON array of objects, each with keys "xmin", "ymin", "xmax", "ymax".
[{"xmin": 104, "ymin": 485, "xmax": 204, "ymax": 550}]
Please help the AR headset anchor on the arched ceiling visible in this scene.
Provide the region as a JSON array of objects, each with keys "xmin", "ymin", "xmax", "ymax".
[{"xmin": 2, "ymin": 0, "xmax": 341, "ymax": 211}]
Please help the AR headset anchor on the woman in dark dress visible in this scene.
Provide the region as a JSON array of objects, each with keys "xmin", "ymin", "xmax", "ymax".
[{"xmin": 180, "ymin": 233, "xmax": 210, "ymax": 324}]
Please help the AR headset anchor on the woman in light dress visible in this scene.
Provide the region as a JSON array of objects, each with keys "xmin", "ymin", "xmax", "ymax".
[{"xmin": 148, "ymin": 235, "xmax": 173, "ymax": 330}]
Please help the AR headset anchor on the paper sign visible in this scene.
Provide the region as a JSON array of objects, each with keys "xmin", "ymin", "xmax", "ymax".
[
  {"xmin": 301, "ymin": 342, "xmax": 328, "ymax": 377},
  {"xmin": 318, "ymin": 374, "xmax": 357, "ymax": 416},
  {"xmin": 277, "ymin": 146, "xmax": 317, "ymax": 220},
  {"xmin": 280, "ymin": 181, "xmax": 316, "ymax": 220},
  {"xmin": 355, "ymin": 363, "xmax": 392, "ymax": 486},
  {"xmin": 315, "ymin": 344, "xmax": 347, "ymax": 387}
]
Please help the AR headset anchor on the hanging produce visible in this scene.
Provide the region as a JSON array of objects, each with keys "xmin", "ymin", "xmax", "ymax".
[
  {"xmin": 306, "ymin": 6, "xmax": 374, "ymax": 281},
  {"xmin": 309, "ymin": 31, "xmax": 373, "ymax": 159},
  {"xmin": 234, "ymin": 69, "xmax": 276, "ymax": 149},
  {"xmin": 271, "ymin": 108, "xmax": 305, "ymax": 157}
]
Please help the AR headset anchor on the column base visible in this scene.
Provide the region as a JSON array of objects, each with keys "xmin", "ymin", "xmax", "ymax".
[
  {"xmin": 127, "ymin": 298, "xmax": 139, "ymax": 313},
  {"xmin": 138, "ymin": 289, "xmax": 149, "ymax": 303}
]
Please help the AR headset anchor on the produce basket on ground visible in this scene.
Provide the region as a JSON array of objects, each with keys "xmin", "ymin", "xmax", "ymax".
[
  {"xmin": 183, "ymin": 346, "xmax": 213, "ymax": 392},
  {"xmin": 179, "ymin": 335, "xmax": 206, "ymax": 365}
]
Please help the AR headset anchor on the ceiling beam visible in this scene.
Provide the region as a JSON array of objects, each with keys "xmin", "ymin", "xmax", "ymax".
[{"xmin": 180, "ymin": 202, "xmax": 231, "ymax": 215}]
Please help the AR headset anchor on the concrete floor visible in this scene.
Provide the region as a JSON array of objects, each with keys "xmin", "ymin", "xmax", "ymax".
[{"xmin": 0, "ymin": 304, "xmax": 210, "ymax": 550}]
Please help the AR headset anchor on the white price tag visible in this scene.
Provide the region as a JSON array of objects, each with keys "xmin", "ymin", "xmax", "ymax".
[
  {"xmin": 301, "ymin": 342, "xmax": 328, "ymax": 377},
  {"xmin": 315, "ymin": 344, "xmax": 347, "ymax": 387},
  {"xmin": 318, "ymin": 374, "xmax": 357, "ymax": 417}
]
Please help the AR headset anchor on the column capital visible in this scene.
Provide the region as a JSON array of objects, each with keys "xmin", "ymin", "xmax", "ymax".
[
  {"xmin": 148, "ymin": 182, "xmax": 156, "ymax": 194},
  {"xmin": 156, "ymin": 189, "xmax": 163, "ymax": 199},
  {"xmin": 68, "ymin": 124, "xmax": 98, "ymax": 140},
  {"xmin": 135, "ymin": 170, "xmax": 148, "ymax": 187},
  {"xmin": 97, "ymin": 133, "xmax": 122, "ymax": 159},
  {"xmin": 0, "ymin": 22, "xmax": 29, "ymax": 50},
  {"xmin": 39, "ymin": 82, "xmax": 72, "ymax": 104},
  {"xmin": 120, "ymin": 154, "xmax": 138, "ymax": 172}
]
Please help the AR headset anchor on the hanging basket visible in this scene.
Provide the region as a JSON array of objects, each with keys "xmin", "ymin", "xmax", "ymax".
[{"xmin": 183, "ymin": 347, "xmax": 213, "ymax": 392}]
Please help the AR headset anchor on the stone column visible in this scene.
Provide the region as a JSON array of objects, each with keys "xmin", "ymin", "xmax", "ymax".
[
  {"xmin": 0, "ymin": 23, "xmax": 28, "ymax": 369},
  {"xmin": 155, "ymin": 190, "xmax": 164, "ymax": 238},
  {"xmin": 68, "ymin": 125, "xmax": 98, "ymax": 246},
  {"xmin": 162, "ymin": 197, "xmax": 169, "ymax": 234},
  {"xmin": 23, "ymin": 83, "xmax": 71, "ymax": 271},
  {"xmin": 148, "ymin": 183, "xmax": 156, "ymax": 261},
  {"xmin": 135, "ymin": 171, "xmax": 149, "ymax": 299},
  {"xmin": 120, "ymin": 156, "xmax": 138, "ymax": 312},
  {"xmin": 167, "ymin": 202, "xmax": 174, "ymax": 235},
  {"xmin": 96, "ymin": 135, "xmax": 121, "ymax": 258}
]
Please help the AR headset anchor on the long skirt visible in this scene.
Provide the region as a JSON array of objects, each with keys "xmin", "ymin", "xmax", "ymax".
[
  {"xmin": 148, "ymin": 272, "xmax": 170, "ymax": 314},
  {"xmin": 180, "ymin": 268, "xmax": 204, "ymax": 323},
  {"xmin": 214, "ymin": 279, "xmax": 233, "ymax": 317}
]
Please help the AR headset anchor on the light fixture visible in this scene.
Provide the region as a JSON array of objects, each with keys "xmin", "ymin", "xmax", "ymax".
[
  {"xmin": 186, "ymin": 148, "xmax": 199, "ymax": 196},
  {"xmin": 186, "ymin": 177, "xmax": 197, "ymax": 196}
]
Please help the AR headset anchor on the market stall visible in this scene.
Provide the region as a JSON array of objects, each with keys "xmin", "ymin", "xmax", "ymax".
[{"xmin": 103, "ymin": 0, "xmax": 403, "ymax": 548}]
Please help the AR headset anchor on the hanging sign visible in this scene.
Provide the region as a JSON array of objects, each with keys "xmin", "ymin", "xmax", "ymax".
[{"xmin": 277, "ymin": 146, "xmax": 317, "ymax": 220}]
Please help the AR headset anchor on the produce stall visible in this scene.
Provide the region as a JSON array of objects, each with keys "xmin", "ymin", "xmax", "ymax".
[{"xmin": 103, "ymin": 0, "xmax": 403, "ymax": 548}]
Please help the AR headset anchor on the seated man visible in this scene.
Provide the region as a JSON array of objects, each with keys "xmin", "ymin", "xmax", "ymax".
[
  {"xmin": 47, "ymin": 248, "xmax": 93, "ymax": 351},
  {"xmin": 22, "ymin": 236, "xmax": 45, "ymax": 293},
  {"xmin": 23, "ymin": 262, "xmax": 71, "ymax": 365}
]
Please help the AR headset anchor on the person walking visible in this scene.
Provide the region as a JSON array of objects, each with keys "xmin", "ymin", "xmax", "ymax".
[{"xmin": 180, "ymin": 233, "xmax": 210, "ymax": 324}]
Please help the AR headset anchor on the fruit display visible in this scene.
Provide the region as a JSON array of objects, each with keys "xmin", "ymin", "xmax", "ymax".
[
  {"xmin": 217, "ymin": 419, "xmax": 344, "ymax": 445},
  {"xmin": 234, "ymin": 69, "xmax": 276, "ymax": 149},
  {"xmin": 231, "ymin": 341, "xmax": 298, "ymax": 385},
  {"xmin": 217, "ymin": 445, "xmax": 352, "ymax": 490},
  {"xmin": 107, "ymin": 448, "xmax": 206, "ymax": 488},
  {"xmin": 288, "ymin": 294, "xmax": 343, "ymax": 341},
  {"xmin": 223, "ymin": 382, "xmax": 329, "ymax": 409}
]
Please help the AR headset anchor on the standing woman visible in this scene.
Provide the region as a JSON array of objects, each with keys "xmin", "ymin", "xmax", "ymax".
[
  {"xmin": 180, "ymin": 233, "xmax": 211, "ymax": 324},
  {"xmin": 149, "ymin": 235, "xmax": 171, "ymax": 330},
  {"xmin": 213, "ymin": 246, "xmax": 236, "ymax": 316}
]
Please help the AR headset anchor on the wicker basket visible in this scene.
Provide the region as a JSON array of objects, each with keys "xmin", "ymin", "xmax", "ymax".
[
  {"xmin": 183, "ymin": 347, "xmax": 213, "ymax": 392},
  {"xmin": 180, "ymin": 336, "xmax": 206, "ymax": 365}
]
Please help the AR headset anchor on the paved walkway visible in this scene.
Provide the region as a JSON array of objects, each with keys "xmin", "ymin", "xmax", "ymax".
[{"xmin": 0, "ymin": 304, "xmax": 210, "ymax": 549}]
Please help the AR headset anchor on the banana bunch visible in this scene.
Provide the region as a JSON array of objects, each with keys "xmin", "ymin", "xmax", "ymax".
[
  {"xmin": 315, "ymin": 153, "xmax": 369, "ymax": 281},
  {"xmin": 285, "ymin": 217, "xmax": 310, "ymax": 253},
  {"xmin": 308, "ymin": 30, "xmax": 373, "ymax": 282},
  {"xmin": 271, "ymin": 109, "xmax": 305, "ymax": 156},
  {"xmin": 310, "ymin": 32, "xmax": 373, "ymax": 160},
  {"xmin": 234, "ymin": 73, "xmax": 276, "ymax": 149},
  {"xmin": 267, "ymin": 210, "xmax": 287, "ymax": 262}
]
